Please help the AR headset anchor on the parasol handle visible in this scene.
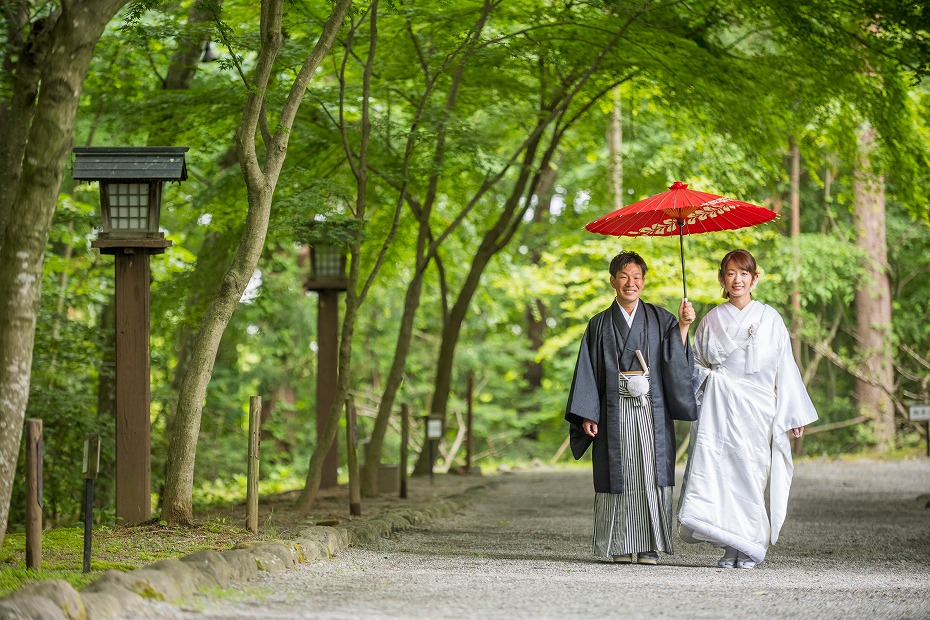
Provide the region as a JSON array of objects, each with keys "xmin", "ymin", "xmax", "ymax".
[{"xmin": 678, "ymin": 220, "xmax": 688, "ymax": 299}]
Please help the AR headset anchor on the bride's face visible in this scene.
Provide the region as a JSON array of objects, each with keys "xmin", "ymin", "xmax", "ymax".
[{"xmin": 719, "ymin": 259, "xmax": 758, "ymax": 302}]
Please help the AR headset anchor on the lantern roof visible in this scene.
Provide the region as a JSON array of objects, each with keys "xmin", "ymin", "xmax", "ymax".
[{"xmin": 72, "ymin": 146, "xmax": 189, "ymax": 181}]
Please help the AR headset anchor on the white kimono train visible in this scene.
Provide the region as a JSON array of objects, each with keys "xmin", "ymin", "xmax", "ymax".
[{"xmin": 678, "ymin": 300, "xmax": 818, "ymax": 563}]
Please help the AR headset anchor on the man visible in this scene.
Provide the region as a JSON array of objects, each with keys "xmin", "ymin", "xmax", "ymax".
[{"xmin": 565, "ymin": 251, "xmax": 698, "ymax": 565}]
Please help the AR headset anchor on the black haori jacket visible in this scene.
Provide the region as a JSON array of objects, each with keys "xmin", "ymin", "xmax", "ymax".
[{"xmin": 565, "ymin": 301, "xmax": 698, "ymax": 494}]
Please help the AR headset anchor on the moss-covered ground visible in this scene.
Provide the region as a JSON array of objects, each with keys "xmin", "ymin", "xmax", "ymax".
[{"xmin": 0, "ymin": 517, "xmax": 262, "ymax": 597}]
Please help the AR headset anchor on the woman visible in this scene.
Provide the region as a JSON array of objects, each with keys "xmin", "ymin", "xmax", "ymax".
[{"xmin": 678, "ymin": 249, "xmax": 818, "ymax": 569}]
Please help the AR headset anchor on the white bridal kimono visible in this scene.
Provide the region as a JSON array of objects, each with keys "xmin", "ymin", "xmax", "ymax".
[{"xmin": 678, "ymin": 300, "xmax": 818, "ymax": 563}]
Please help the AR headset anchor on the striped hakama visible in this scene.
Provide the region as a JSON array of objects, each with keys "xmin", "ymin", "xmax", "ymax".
[{"xmin": 593, "ymin": 372, "xmax": 674, "ymax": 558}]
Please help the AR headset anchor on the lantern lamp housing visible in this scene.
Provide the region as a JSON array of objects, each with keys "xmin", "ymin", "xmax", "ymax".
[
  {"xmin": 73, "ymin": 146, "xmax": 188, "ymax": 252},
  {"xmin": 307, "ymin": 244, "xmax": 349, "ymax": 291}
]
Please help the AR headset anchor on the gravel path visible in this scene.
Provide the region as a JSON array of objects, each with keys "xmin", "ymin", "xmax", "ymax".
[{"xmin": 143, "ymin": 457, "xmax": 930, "ymax": 619}]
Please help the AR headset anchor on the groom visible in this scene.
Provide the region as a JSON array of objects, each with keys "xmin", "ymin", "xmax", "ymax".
[{"xmin": 565, "ymin": 251, "xmax": 697, "ymax": 564}]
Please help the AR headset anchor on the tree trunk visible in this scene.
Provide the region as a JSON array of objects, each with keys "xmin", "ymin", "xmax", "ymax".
[
  {"xmin": 852, "ymin": 124, "xmax": 895, "ymax": 452},
  {"xmin": 0, "ymin": 0, "xmax": 130, "ymax": 550},
  {"xmin": 413, "ymin": 14, "xmax": 636, "ymax": 473},
  {"xmin": 0, "ymin": 3, "xmax": 56, "ymax": 240},
  {"xmin": 518, "ymin": 163, "xmax": 556, "ymax": 442},
  {"xmin": 412, "ymin": 241, "xmax": 495, "ymax": 475},
  {"xmin": 163, "ymin": 1, "xmax": 220, "ymax": 90},
  {"xmin": 522, "ymin": 299, "xmax": 548, "ymax": 391},
  {"xmin": 160, "ymin": 2, "xmax": 238, "ymax": 400},
  {"xmin": 261, "ymin": 385, "xmax": 297, "ymax": 455},
  {"xmin": 167, "ymin": 232, "xmax": 237, "ymax": 398},
  {"xmin": 161, "ymin": 194, "xmax": 272, "ymax": 524},
  {"xmin": 788, "ymin": 137, "xmax": 802, "ymax": 366},
  {"xmin": 294, "ymin": 0, "xmax": 368, "ymax": 512},
  {"xmin": 522, "ymin": 162, "xmax": 557, "ymax": 393},
  {"xmin": 96, "ymin": 300, "xmax": 116, "ymax": 511},
  {"xmin": 822, "ymin": 155, "xmax": 837, "ymax": 232},
  {"xmin": 415, "ymin": 137, "xmax": 550, "ymax": 474},
  {"xmin": 358, "ymin": 2, "xmax": 493, "ymax": 496},
  {"xmin": 608, "ymin": 88, "xmax": 623, "ymax": 211},
  {"xmin": 360, "ymin": 247, "xmax": 426, "ymax": 496},
  {"xmin": 161, "ymin": 0, "xmax": 236, "ymax": 410},
  {"xmin": 161, "ymin": 0, "xmax": 352, "ymax": 525}
]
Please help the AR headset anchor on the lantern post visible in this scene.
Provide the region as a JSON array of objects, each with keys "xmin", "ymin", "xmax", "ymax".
[
  {"xmin": 73, "ymin": 146, "xmax": 188, "ymax": 525},
  {"xmin": 305, "ymin": 243, "xmax": 349, "ymax": 488}
]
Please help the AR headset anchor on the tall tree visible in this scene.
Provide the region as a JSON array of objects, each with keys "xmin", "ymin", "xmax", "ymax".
[
  {"xmin": 608, "ymin": 88, "xmax": 624, "ymax": 211},
  {"xmin": 358, "ymin": 0, "xmax": 495, "ymax": 496},
  {"xmin": 297, "ymin": 1, "xmax": 385, "ymax": 510},
  {"xmin": 852, "ymin": 124, "xmax": 895, "ymax": 451},
  {"xmin": 788, "ymin": 136, "xmax": 803, "ymax": 366},
  {"xmin": 0, "ymin": 0, "xmax": 132, "ymax": 550},
  {"xmin": 521, "ymin": 162, "xmax": 558, "ymax": 395},
  {"xmin": 417, "ymin": 2, "xmax": 665, "ymax": 473},
  {"xmin": 161, "ymin": 0, "xmax": 353, "ymax": 525}
]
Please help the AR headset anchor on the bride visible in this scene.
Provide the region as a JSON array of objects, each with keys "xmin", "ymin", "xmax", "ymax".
[{"xmin": 678, "ymin": 249, "xmax": 818, "ymax": 569}]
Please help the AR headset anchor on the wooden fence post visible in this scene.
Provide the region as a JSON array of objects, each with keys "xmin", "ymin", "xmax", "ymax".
[
  {"xmin": 246, "ymin": 396, "xmax": 261, "ymax": 534},
  {"xmin": 466, "ymin": 372, "xmax": 474, "ymax": 472},
  {"xmin": 83, "ymin": 433, "xmax": 100, "ymax": 573},
  {"xmin": 346, "ymin": 396, "xmax": 361, "ymax": 516},
  {"xmin": 25, "ymin": 419, "xmax": 43, "ymax": 570},
  {"xmin": 400, "ymin": 404, "xmax": 409, "ymax": 499}
]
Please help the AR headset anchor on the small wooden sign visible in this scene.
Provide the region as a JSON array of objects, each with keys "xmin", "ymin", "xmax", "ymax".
[
  {"xmin": 909, "ymin": 404, "xmax": 930, "ymax": 422},
  {"xmin": 83, "ymin": 434, "xmax": 100, "ymax": 480},
  {"xmin": 427, "ymin": 417, "xmax": 443, "ymax": 440}
]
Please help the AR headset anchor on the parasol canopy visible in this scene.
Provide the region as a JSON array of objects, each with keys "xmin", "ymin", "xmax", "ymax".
[{"xmin": 585, "ymin": 181, "xmax": 777, "ymax": 298}]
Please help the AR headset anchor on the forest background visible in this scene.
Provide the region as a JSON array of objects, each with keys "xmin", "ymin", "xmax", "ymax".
[{"xmin": 1, "ymin": 0, "xmax": 929, "ymax": 545}]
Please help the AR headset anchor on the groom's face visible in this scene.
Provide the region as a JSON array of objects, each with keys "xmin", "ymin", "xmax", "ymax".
[{"xmin": 611, "ymin": 263, "xmax": 645, "ymax": 307}]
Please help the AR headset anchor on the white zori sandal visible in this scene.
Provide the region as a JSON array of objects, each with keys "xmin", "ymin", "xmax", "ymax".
[{"xmin": 717, "ymin": 547, "xmax": 738, "ymax": 568}]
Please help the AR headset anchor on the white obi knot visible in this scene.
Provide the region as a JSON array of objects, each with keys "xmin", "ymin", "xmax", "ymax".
[
  {"xmin": 619, "ymin": 372, "xmax": 651, "ymax": 408},
  {"xmin": 746, "ymin": 322, "xmax": 760, "ymax": 374}
]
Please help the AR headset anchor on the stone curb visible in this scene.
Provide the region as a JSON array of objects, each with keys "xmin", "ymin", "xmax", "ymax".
[{"xmin": 0, "ymin": 483, "xmax": 490, "ymax": 619}]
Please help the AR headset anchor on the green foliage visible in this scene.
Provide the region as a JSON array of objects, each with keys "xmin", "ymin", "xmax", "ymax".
[
  {"xmin": 192, "ymin": 464, "xmax": 305, "ymax": 510},
  {"xmin": 763, "ymin": 233, "xmax": 864, "ymax": 311},
  {"xmin": 13, "ymin": 0, "xmax": 930, "ymax": 542},
  {"xmin": 291, "ymin": 215, "xmax": 365, "ymax": 249},
  {"xmin": 864, "ymin": 0, "xmax": 930, "ymax": 79},
  {"xmin": 122, "ymin": 0, "xmax": 168, "ymax": 27}
]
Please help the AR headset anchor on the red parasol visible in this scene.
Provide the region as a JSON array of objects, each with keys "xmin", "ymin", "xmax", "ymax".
[{"xmin": 585, "ymin": 181, "xmax": 777, "ymax": 298}]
